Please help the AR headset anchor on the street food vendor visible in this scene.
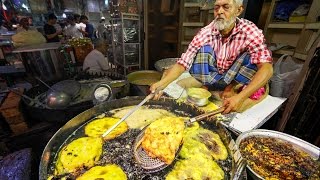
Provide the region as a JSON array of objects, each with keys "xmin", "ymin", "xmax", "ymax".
[
  {"xmin": 44, "ymin": 13, "xmax": 61, "ymax": 43},
  {"xmin": 150, "ymin": 0, "xmax": 273, "ymax": 114},
  {"xmin": 83, "ymin": 39, "xmax": 110, "ymax": 74}
]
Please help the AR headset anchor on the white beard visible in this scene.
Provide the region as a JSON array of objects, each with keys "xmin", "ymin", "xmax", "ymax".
[{"xmin": 215, "ymin": 16, "xmax": 237, "ymax": 31}]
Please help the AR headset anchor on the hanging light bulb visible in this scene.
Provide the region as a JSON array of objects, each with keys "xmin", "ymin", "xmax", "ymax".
[{"xmin": 62, "ymin": 13, "xmax": 67, "ymax": 18}]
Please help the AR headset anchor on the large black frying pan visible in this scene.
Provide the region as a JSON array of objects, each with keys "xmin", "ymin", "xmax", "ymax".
[{"xmin": 39, "ymin": 97, "xmax": 246, "ymax": 179}]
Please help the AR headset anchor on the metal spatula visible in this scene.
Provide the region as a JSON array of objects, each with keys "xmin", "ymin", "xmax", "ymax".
[
  {"xmin": 133, "ymin": 107, "xmax": 225, "ymax": 172},
  {"xmin": 102, "ymin": 91, "xmax": 158, "ymax": 138}
]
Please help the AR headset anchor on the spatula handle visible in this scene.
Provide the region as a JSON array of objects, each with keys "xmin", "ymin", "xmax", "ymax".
[{"xmin": 189, "ymin": 107, "xmax": 225, "ymax": 123}]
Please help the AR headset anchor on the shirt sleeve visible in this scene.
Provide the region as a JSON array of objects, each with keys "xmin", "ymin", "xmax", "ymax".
[
  {"xmin": 177, "ymin": 27, "xmax": 210, "ymax": 70},
  {"xmin": 246, "ymin": 27, "xmax": 272, "ymax": 64}
]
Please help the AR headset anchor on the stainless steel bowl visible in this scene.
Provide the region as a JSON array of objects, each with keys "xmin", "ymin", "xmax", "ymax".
[
  {"xmin": 236, "ymin": 129, "xmax": 320, "ymax": 180},
  {"xmin": 154, "ymin": 58, "xmax": 178, "ymax": 72}
]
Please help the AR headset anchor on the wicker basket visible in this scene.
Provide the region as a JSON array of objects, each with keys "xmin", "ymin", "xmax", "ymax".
[{"xmin": 73, "ymin": 43, "xmax": 94, "ymax": 64}]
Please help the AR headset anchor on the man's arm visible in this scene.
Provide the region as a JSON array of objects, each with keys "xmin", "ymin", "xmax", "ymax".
[
  {"xmin": 150, "ymin": 63, "xmax": 186, "ymax": 93},
  {"xmin": 150, "ymin": 24, "xmax": 213, "ymax": 96},
  {"xmin": 223, "ymin": 62, "xmax": 273, "ymax": 113}
]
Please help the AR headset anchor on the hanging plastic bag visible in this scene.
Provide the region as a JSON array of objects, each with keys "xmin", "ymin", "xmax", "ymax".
[{"xmin": 270, "ymin": 54, "xmax": 303, "ymax": 98}]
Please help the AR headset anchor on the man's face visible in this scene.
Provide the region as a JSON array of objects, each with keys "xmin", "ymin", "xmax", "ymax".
[{"xmin": 213, "ymin": 0, "xmax": 242, "ymax": 31}]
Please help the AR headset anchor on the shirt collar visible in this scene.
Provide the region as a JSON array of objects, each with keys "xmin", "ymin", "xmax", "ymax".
[{"xmin": 211, "ymin": 17, "xmax": 242, "ymax": 37}]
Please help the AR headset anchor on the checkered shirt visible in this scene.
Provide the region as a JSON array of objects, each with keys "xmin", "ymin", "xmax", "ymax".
[{"xmin": 177, "ymin": 18, "xmax": 272, "ymax": 74}]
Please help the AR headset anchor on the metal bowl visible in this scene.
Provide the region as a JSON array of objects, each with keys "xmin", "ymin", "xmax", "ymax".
[
  {"xmin": 154, "ymin": 58, "xmax": 178, "ymax": 72},
  {"xmin": 236, "ymin": 129, "xmax": 320, "ymax": 180},
  {"xmin": 186, "ymin": 88, "xmax": 212, "ymax": 106}
]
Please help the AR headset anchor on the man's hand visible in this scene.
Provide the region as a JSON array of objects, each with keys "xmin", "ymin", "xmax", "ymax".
[
  {"xmin": 150, "ymin": 81, "xmax": 165, "ymax": 100},
  {"xmin": 149, "ymin": 63, "xmax": 186, "ymax": 100},
  {"xmin": 222, "ymin": 94, "xmax": 244, "ymax": 113},
  {"xmin": 221, "ymin": 82, "xmax": 236, "ymax": 99}
]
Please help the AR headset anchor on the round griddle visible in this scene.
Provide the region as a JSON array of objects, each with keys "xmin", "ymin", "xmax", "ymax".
[{"xmin": 39, "ymin": 97, "xmax": 246, "ymax": 179}]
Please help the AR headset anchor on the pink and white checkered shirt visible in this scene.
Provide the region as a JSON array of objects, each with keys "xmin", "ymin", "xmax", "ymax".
[{"xmin": 177, "ymin": 18, "xmax": 272, "ymax": 74}]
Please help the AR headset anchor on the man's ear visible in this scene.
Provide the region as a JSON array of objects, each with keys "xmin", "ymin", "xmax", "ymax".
[{"xmin": 236, "ymin": 5, "xmax": 244, "ymax": 16}]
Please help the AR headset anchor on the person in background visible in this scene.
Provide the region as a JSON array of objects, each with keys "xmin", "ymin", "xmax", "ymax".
[
  {"xmin": 83, "ymin": 39, "xmax": 110, "ymax": 74},
  {"xmin": 150, "ymin": 0, "xmax": 273, "ymax": 113},
  {"xmin": 16, "ymin": 17, "xmax": 37, "ymax": 33},
  {"xmin": 74, "ymin": 14, "xmax": 86, "ymax": 33},
  {"xmin": 96, "ymin": 17, "xmax": 108, "ymax": 39},
  {"xmin": 43, "ymin": 13, "xmax": 61, "ymax": 43},
  {"xmin": 64, "ymin": 15, "xmax": 83, "ymax": 39},
  {"xmin": 80, "ymin": 15, "xmax": 94, "ymax": 40}
]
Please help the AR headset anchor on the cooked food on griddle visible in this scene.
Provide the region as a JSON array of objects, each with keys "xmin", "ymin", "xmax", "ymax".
[
  {"xmin": 240, "ymin": 137, "xmax": 320, "ymax": 179},
  {"xmin": 166, "ymin": 124, "xmax": 225, "ymax": 180},
  {"xmin": 55, "ymin": 137, "xmax": 103, "ymax": 175},
  {"xmin": 141, "ymin": 117, "xmax": 185, "ymax": 164},
  {"xmin": 85, "ymin": 117, "xmax": 128, "ymax": 140},
  {"xmin": 196, "ymin": 129, "xmax": 228, "ymax": 160},
  {"xmin": 112, "ymin": 106, "xmax": 177, "ymax": 129},
  {"xmin": 76, "ymin": 164, "xmax": 127, "ymax": 180}
]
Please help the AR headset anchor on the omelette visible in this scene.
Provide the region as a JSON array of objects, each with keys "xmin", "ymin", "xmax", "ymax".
[
  {"xmin": 55, "ymin": 137, "xmax": 103, "ymax": 175},
  {"xmin": 85, "ymin": 117, "xmax": 128, "ymax": 140},
  {"xmin": 166, "ymin": 125, "xmax": 225, "ymax": 180},
  {"xmin": 111, "ymin": 106, "xmax": 177, "ymax": 129},
  {"xmin": 76, "ymin": 164, "xmax": 127, "ymax": 180},
  {"xmin": 141, "ymin": 117, "xmax": 185, "ymax": 164}
]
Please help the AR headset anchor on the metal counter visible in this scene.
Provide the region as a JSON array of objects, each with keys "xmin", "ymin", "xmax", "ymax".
[{"xmin": 12, "ymin": 42, "xmax": 64, "ymax": 81}]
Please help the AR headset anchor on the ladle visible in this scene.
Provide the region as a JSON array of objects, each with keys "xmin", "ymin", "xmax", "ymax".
[{"xmin": 35, "ymin": 77, "xmax": 72, "ymax": 109}]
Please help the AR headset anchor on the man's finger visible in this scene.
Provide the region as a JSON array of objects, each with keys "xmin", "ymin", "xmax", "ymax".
[
  {"xmin": 153, "ymin": 91, "xmax": 163, "ymax": 100},
  {"xmin": 223, "ymin": 105, "xmax": 232, "ymax": 114},
  {"xmin": 222, "ymin": 98, "xmax": 229, "ymax": 107}
]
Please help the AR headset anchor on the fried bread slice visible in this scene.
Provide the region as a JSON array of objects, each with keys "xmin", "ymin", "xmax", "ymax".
[{"xmin": 141, "ymin": 117, "xmax": 185, "ymax": 164}]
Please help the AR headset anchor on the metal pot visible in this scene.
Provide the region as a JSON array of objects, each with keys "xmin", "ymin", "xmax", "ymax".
[
  {"xmin": 127, "ymin": 70, "xmax": 161, "ymax": 86},
  {"xmin": 20, "ymin": 80, "xmax": 129, "ymax": 123},
  {"xmin": 20, "ymin": 85, "xmax": 93, "ymax": 123},
  {"xmin": 126, "ymin": 70, "xmax": 162, "ymax": 96},
  {"xmin": 39, "ymin": 97, "xmax": 246, "ymax": 180}
]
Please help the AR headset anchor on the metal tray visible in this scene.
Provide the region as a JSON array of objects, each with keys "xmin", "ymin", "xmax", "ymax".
[{"xmin": 236, "ymin": 129, "xmax": 320, "ymax": 180}]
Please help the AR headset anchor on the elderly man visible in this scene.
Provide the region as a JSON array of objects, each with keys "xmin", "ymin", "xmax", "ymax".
[
  {"xmin": 151, "ymin": 0, "xmax": 273, "ymax": 113},
  {"xmin": 83, "ymin": 39, "xmax": 110, "ymax": 74}
]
